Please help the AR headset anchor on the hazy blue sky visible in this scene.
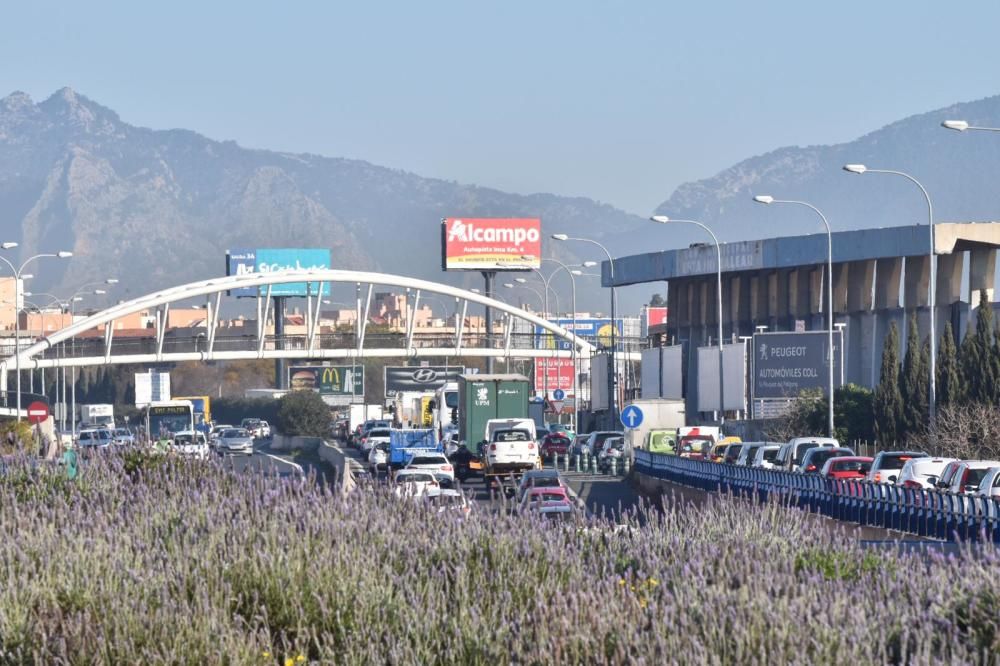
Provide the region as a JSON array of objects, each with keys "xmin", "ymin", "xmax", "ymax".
[{"xmin": 4, "ymin": 1, "xmax": 1000, "ymax": 214}]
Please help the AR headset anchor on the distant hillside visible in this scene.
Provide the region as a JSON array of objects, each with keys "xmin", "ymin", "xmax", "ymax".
[
  {"xmin": 653, "ymin": 95, "xmax": 1000, "ymax": 248},
  {"xmin": 0, "ymin": 88, "xmax": 647, "ymax": 313}
]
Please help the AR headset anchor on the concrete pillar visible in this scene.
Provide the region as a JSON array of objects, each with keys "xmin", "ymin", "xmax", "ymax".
[
  {"xmin": 874, "ymin": 257, "xmax": 902, "ymax": 310},
  {"xmin": 677, "ymin": 281, "xmax": 691, "ymax": 327},
  {"xmin": 969, "ymin": 247, "xmax": 996, "ymax": 308},
  {"xmin": 936, "ymin": 253, "xmax": 964, "ymax": 306},
  {"xmin": 750, "ymin": 275, "xmax": 763, "ymax": 321},
  {"xmin": 735, "ymin": 274, "xmax": 752, "ymax": 337},
  {"xmin": 832, "ymin": 263, "xmax": 849, "ymax": 314},
  {"xmin": 809, "ymin": 267, "xmax": 824, "ymax": 315},
  {"xmin": 773, "ymin": 271, "xmax": 790, "ymax": 324},
  {"xmin": 903, "ymin": 255, "xmax": 930, "ymax": 308},
  {"xmin": 726, "ymin": 276, "xmax": 739, "ymax": 329},
  {"xmin": 846, "ymin": 260, "xmax": 875, "ymax": 312},
  {"xmin": 698, "ymin": 280, "xmax": 709, "ymax": 331},
  {"xmin": 788, "ymin": 269, "xmax": 810, "ymax": 323}
]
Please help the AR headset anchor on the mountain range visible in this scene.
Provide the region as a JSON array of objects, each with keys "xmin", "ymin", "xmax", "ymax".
[{"xmin": 2, "ymin": 88, "xmax": 1000, "ymax": 316}]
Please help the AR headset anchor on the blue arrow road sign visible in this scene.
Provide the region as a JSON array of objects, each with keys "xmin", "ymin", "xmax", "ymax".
[
  {"xmin": 620, "ymin": 405, "xmax": 644, "ymax": 429},
  {"xmin": 553, "ymin": 389, "xmax": 565, "ymax": 401}
]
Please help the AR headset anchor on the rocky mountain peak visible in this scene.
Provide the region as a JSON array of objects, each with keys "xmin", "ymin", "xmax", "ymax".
[
  {"xmin": 0, "ymin": 91, "xmax": 34, "ymax": 113},
  {"xmin": 37, "ymin": 87, "xmax": 122, "ymax": 133}
]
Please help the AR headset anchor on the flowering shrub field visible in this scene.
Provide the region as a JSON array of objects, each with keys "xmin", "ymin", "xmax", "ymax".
[{"xmin": 0, "ymin": 454, "xmax": 997, "ymax": 664}]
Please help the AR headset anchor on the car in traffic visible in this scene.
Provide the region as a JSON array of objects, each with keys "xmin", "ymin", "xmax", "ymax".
[
  {"xmin": 895, "ymin": 457, "xmax": 956, "ymax": 490},
  {"xmin": 943, "ymin": 461, "xmax": 1000, "ymax": 495},
  {"xmin": 932, "ymin": 461, "xmax": 965, "ymax": 492},
  {"xmin": 422, "ymin": 487, "xmax": 471, "ymax": 516},
  {"xmin": 547, "ymin": 423, "xmax": 575, "ymax": 439},
  {"xmin": 209, "ymin": 424, "xmax": 233, "ymax": 446},
  {"xmin": 866, "ymin": 451, "xmax": 929, "ymax": 484},
  {"xmin": 519, "ymin": 486, "xmax": 571, "ymax": 512},
  {"xmin": 403, "ymin": 452, "xmax": 454, "ymax": 484},
  {"xmin": 170, "ymin": 431, "xmax": 209, "ymax": 460},
  {"xmin": 112, "ymin": 427, "xmax": 136, "ymax": 446},
  {"xmin": 722, "ymin": 442, "xmax": 745, "ymax": 464},
  {"xmin": 515, "ymin": 469, "xmax": 566, "ymax": 502},
  {"xmin": 216, "ymin": 428, "xmax": 255, "ymax": 455},
  {"xmin": 751, "ymin": 445, "xmax": 781, "ymax": 469},
  {"xmin": 361, "ymin": 428, "xmax": 392, "ymax": 454},
  {"xmin": 392, "ymin": 469, "xmax": 439, "ymax": 499},
  {"xmin": 539, "ymin": 432, "xmax": 572, "ymax": 461},
  {"xmin": 796, "ymin": 447, "xmax": 856, "ymax": 474},
  {"xmin": 583, "ymin": 431, "xmax": 624, "ymax": 457},
  {"xmin": 819, "ymin": 456, "xmax": 873, "ymax": 480},
  {"xmin": 974, "ymin": 467, "xmax": 1000, "ymax": 500},
  {"xmin": 773, "ymin": 437, "xmax": 840, "ymax": 471},
  {"xmin": 569, "ymin": 434, "xmax": 590, "ymax": 457},
  {"xmin": 368, "ymin": 442, "xmax": 389, "ymax": 474},
  {"xmin": 597, "ymin": 436, "xmax": 625, "ymax": 471},
  {"xmin": 77, "ymin": 428, "xmax": 114, "ymax": 449}
]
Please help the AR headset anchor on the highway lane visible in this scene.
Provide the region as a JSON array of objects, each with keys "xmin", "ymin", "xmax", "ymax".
[{"xmin": 215, "ymin": 442, "xmax": 305, "ymax": 479}]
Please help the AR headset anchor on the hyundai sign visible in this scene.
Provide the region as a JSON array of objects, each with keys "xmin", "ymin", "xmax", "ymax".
[
  {"xmin": 226, "ymin": 248, "xmax": 331, "ymax": 297},
  {"xmin": 441, "ymin": 218, "xmax": 541, "ymax": 271},
  {"xmin": 384, "ymin": 365, "xmax": 466, "ymax": 397},
  {"xmin": 752, "ymin": 331, "xmax": 843, "ymax": 399}
]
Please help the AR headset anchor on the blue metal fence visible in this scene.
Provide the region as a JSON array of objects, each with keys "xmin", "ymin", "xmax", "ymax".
[{"xmin": 633, "ymin": 450, "xmax": 1000, "ymax": 543}]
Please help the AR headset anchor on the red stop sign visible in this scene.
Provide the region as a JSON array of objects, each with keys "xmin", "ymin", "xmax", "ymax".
[{"xmin": 26, "ymin": 401, "xmax": 49, "ymax": 425}]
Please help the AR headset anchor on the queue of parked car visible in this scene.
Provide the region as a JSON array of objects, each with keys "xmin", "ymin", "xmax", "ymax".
[{"xmin": 701, "ymin": 436, "xmax": 1000, "ymax": 498}]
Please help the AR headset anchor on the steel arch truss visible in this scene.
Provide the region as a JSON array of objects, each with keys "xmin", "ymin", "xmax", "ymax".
[{"xmin": 1, "ymin": 270, "xmax": 598, "ymax": 386}]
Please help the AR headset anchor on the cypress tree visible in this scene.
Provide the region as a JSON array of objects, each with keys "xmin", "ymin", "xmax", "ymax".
[
  {"xmin": 936, "ymin": 322, "xmax": 961, "ymax": 407},
  {"xmin": 961, "ymin": 289, "xmax": 996, "ymax": 403},
  {"xmin": 874, "ymin": 322, "xmax": 903, "ymax": 446},
  {"xmin": 900, "ymin": 313, "xmax": 925, "ymax": 437}
]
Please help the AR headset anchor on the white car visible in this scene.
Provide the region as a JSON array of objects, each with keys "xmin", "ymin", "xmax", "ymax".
[
  {"xmin": 77, "ymin": 428, "xmax": 113, "ymax": 449},
  {"xmin": 584, "ymin": 431, "xmax": 624, "ymax": 457},
  {"xmin": 974, "ymin": 467, "xmax": 1000, "ymax": 500},
  {"xmin": 866, "ymin": 451, "xmax": 929, "ymax": 484},
  {"xmin": 368, "ymin": 442, "xmax": 389, "ymax": 473},
  {"xmin": 171, "ymin": 431, "xmax": 209, "ymax": 460},
  {"xmin": 112, "ymin": 428, "xmax": 135, "ymax": 446},
  {"xmin": 895, "ymin": 457, "xmax": 957, "ymax": 490},
  {"xmin": 217, "ymin": 428, "xmax": 255, "ymax": 455},
  {"xmin": 423, "ymin": 488, "xmax": 471, "ymax": 516},
  {"xmin": 944, "ymin": 461, "xmax": 1000, "ymax": 495},
  {"xmin": 751, "ymin": 445, "xmax": 781, "ymax": 469},
  {"xmin": 485, "ymin": 428, "xmax": 539, "ymax": 472},
  {"xmin": 361, "ymin": 428, "xmax": 391, "ymax": 454},
  {"xmin": 258, "ymin": 421, "xmax": 272, "ymax": 438},
  {"xmin": 773, "ymin": 437, "xmax": 840, "ymax": 471},
  {"xmin": 393, "ymin": 469, "xmax": 439, "ymax": 499},
  {"xmin": 209, "ymin": 424, "xmax": 233, "ymax": 445},
  {"xmin": 403, "ymin": 452, "xmax": 454, "ymax": 483}
]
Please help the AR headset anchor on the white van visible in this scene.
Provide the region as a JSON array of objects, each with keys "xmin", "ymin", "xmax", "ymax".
[
  {"xmin": 484, "ymin": 418, "xmax": 539, "ymax": 474},
  {"xmin": 773, "ymin": 437, "xmax": 839, "ymax": 472}
]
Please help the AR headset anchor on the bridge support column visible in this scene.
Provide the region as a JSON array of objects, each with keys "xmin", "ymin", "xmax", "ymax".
[
  {"xmin": 275, "ymin": 296, "xmax": 287, "ymax": 390},
  {"xmin": 483, "ymin": 271, "xmax": 496, "ymax": 374}
]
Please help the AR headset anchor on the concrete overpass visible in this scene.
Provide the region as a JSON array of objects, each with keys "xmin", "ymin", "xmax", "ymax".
[{"xmin": 604, "ymin": 222, "xmax": 1000, "ymax": 389}]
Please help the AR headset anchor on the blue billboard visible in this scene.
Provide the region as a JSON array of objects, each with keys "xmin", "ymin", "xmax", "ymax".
[
  {"xmin": 226, "ymin": 248, "xmax": 331, "ymax": 297},
  {"xmin": 535, "ymin": 318, "xmax": 624, "ymax": 351}
]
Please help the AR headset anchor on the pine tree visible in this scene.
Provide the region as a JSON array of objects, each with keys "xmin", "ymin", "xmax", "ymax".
[
  {"xmin": 899, "ymin": 313, "xmax": 929, "ymax": 439},
  {"xmin": 936, "ymin": 321, "xmax": 961, "ymax": 407},
  {"xmin": 874, "ymin": 321, "xmax": 903, "ymax": 446},
  {"xmin": 960, "ymin": 289, "xmax": 996, "ymax": 403}
]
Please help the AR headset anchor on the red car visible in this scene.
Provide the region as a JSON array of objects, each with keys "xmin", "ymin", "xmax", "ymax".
[
  {"xmin": 819, "ymin": 456, "xmax": 873, "ymax": 480},
  {"xmin": 539, "ymin": 433, "xmax": 571, "ymax": 460}
]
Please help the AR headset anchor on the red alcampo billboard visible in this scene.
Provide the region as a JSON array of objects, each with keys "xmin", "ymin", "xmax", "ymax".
[{"xmin": 441, "ymin": 218, "xmax": 542, "ymax": 271}]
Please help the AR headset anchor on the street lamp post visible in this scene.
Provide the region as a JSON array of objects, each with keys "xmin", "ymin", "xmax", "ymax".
[
  {"xmin": 753, "ymin": 196, "xmax": 836, "ymax": 438},
  {"xmin": 0, "ymin": 249, "xmax": 73, "ymax": 422},
  {"xmin": 941, "ymin": 120, "xmax": 1000, "ymax": 133},
  {"xmin": 544, "ymin": 257, "xmax": 580, "ymax": 433},
  {"xmin": 843, "ymin": 164, "xmax": 936, "ymax": 428},
  {"xmin": 649, "ymin": 216, "xmax": 726, "ymax": 423},
  {"xmin": 552, "ymin": 234, "xmax": 619, "ymax": 428}
]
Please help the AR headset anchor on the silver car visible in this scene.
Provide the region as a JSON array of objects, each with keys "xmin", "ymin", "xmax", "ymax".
[{"xmin": 217, "ymin": 428, "xmax": 255, "ymax": 455}]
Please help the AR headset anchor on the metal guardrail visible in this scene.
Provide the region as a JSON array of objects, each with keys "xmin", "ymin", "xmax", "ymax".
[{"xmin": 634, "ymin": 450, "xmax": 1000, "ymax": 543}]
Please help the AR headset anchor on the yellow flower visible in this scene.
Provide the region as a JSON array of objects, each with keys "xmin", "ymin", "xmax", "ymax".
[
  {"xmin": 296, "ymin": 657, "xmax": 306, "ymax": 664},
  {"xmin": 285, "ymin": 659, "xmax": 294, "ymax": 666},
  {"xmin": 639, "ymin": 600, "xmax": 648, "ymax": 609},
  {"xmin": 262, "ymin": 652, "xmax": 271, "ymax": 658},
  {"xmin": 647, "ymin": 578, "xmax": 659, "ymax": 587},
  {"xmin": 618, "ymin": 579, "xmax": 626, "ymax": 586}
]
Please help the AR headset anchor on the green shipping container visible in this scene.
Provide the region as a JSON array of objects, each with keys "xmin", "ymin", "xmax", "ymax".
[{"xmin": 458, "ymin": 374, "xmax": 529, "ymax": 446}]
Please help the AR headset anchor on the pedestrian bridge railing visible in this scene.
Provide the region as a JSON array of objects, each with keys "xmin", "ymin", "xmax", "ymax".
[{"xmin": 633, "ymin": 450, "xmax": 1000, "ymax": 544}]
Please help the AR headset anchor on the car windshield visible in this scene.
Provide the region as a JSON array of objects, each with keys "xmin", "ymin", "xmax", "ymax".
[
  {"xmin": 792, "ymin": 444, "xmax": 821, "ymax": 464},
  {"xmin": 832, "ymin": 460, "xmax": 869, "ymax": 472},
  {"xmin": 682, "ymin": 438, "xmax": 711, "ymax": 453},
  {"xmin": 879, "ymin": 454, "xmax": 925, "ymax": 471},
  {"xmin": 726, "ymin": 445, "xmax": 742, "ymax": 457},
  {"xmin": 410, "ymin": 456, "xmax": 446, "ymax": 465},
  {"xmin": 369, "ymin": 430, "xmax": 391, "ymax": 438},
  {"xmin": 532, "ymin": 492, "xmax": 566, "ymax": 502},
  {"xmin": 175, "ymin": 434, "xmax": 200, "ymax": 444},
  {"xmin": 594, "ymin": 433, "xmax": 621, "ymax": 446},
  {"xmin": 965, "ymin": 468, "xmax": 994, "ymax": 488},
  {"xmin": 530, "ymin": 478, "xmax": 562, "ymax": 489},
  {"xmin": 429, "ymin": 493, "xmax": 465, "ymax": 507},
  {"xmin": 806, "ymin": 449, "xmax": 849, "ymax": 467},
  {"xmin": 762, "ymin": 449, "xmax": 778, "ymax": 462},
  {"xmin": 398, "ymin": 473, "xmax": 434, "ymax": 484},
  {"xmin": 224, "ymin": 429, "xmax": 248, "ymax": 438},
  {"xmin": 495, "ymin": 430, "xmax": 529, "ymax": 442}
]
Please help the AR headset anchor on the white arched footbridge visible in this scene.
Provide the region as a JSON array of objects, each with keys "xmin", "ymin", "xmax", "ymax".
[{"xmin": 2, "ymin": 270, "xmax": 641, "ymax": 390}]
